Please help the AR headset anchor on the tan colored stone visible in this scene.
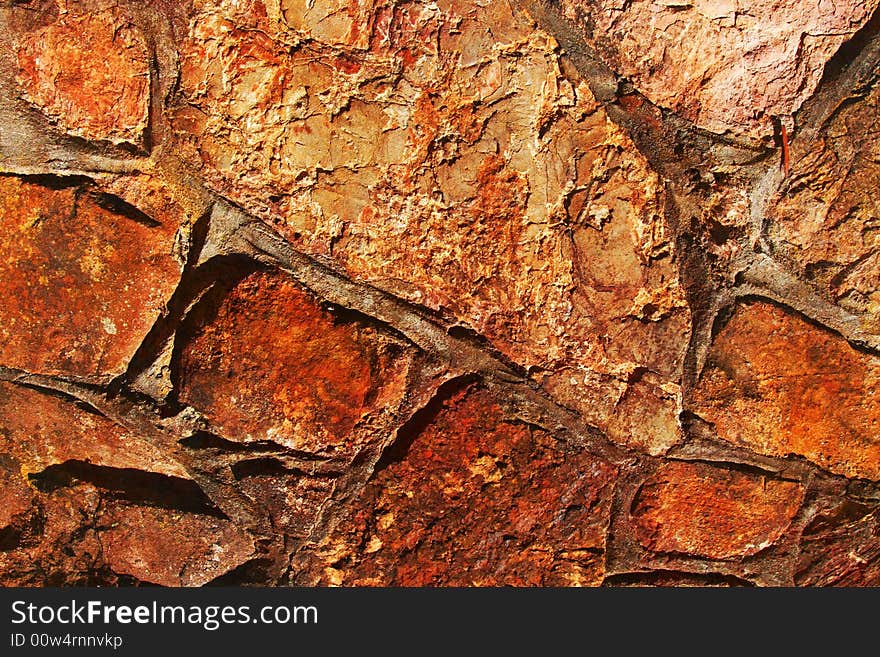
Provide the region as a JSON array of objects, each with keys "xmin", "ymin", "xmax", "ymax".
[
  {"xmin": 768, "ymin": 83, "xmax": 880, "ymax": 318},
  {"xmin": 606, "ymin": 378, "xmax": 683, "ymax": 456},
  {"xmin": 173, "ymin": 0, "xmax": 689, "ymax": 441}
]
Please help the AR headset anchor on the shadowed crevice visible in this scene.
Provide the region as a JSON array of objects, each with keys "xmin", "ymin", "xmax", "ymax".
[
  {"xmin": 28, "ymin": 460, "xmax": 224, "ymax": 517},
  {"xmin": 0, "ymin": 171, "xmax": 91, "ymax": 189},
  {"xmin": 602, "ymin": 570, "xmax": 755, "ymax": 587},
  {"xmin": 204, "ymin": 557, "xmax": 278, "ymax": 586},
  {"xmin": 91, "ymin": 191, "xmax": 160, "ymax": 227},
  {"xmin": 373, "ymin": 375, "xmax": 480, "ymax": 474}
]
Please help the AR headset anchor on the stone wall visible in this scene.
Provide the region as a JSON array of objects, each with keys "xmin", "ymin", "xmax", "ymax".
[{"xmin": 0, "ymin": 0, "xmax": 878, "ymax": 586}]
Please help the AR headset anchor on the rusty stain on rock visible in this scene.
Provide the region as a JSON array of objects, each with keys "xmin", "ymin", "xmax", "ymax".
[
  {"xmin": 178, "ymin": 269, "xmax": 413, "ymax": 455},
  {"xmin": 300, "ymin": 384, "xmax": 617, "ymax": 586},
  {"xmin": 15, "ymin": 8, "xmax": 151, "ymax": 147}
]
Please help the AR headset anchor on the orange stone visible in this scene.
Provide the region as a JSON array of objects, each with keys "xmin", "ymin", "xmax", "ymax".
[
  {"xmin": 0, "ymin": 177, "xmax": 182, "ymax": 380},
  {"xmin": 0, "ymin": 381, "xmax": 187, "ymax": 479},
  {"xmin": 692, "ymin": 302, "xmax": 880, "ymax": 480},
  {"xmin": 0, "ymin": 453, "xmax": 34, "ymax": 532},
  {"xmin": 15, "ymin": 10, "xmax": 150, "ymax": 146},
  {"xmin": 632, "ymin": 461, "xmax": 804, "ymax": 560},
  {"xmin": 178, "ymin": 269, "xmax": 408, "ymax": 454},
  {"xmin": 99, "ymin": 504, "xmax": 254, "ymax": 586},
  {"xmin": 767, "ymin": 82, "xmax": 880, "ymax": 319}
]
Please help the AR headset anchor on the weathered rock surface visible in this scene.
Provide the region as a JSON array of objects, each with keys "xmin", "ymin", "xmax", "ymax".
[
  {"xmin": 692, "ymin": 302, "xmax": 880, "ymax": 480},
  {"xmin": 298, "ymin": 384, "xmax": 616, "ymax": 586},
  {"xmin": 178, "ymin": 268, "xmax": 415, "ymax": 455},
  {"xmin": 99, "ymin": 504, "xmax": 254, "ymax": 587},
  {"xmin": 768, "ymin": 81, "xmax": 880, "ymax": 318},
  {"xmin": 0, "ymin": 471, "xmax": 254, "ymax": 586},
  {"xmin": 172, "ymin": 0, "xmax": 690, "ymax": 448},
  {"xmin": 0, "ymin": 0, "xmax": 878, "ymax": 587},
  {"xmin": 0, "ymin": 381, "xmax": 187, "ymax": 479},
  {"xmin": 0, "ymin": 176, "xmax": 182, "ymax": 381},
  {"xmin": 560, "ymin": 0, "xmax": 879, "ymax": 139},
  {"xmin": 632, "ymin": 460, "xmax": 804, "ymax": 559},
  {"xmin": 0, "ymin": 453, "xmax": 34, "ymax": 535},
  {"xmin": 0, "ymin": 482, "xmax": 106, "ymax": 586},
  {"xmin": 15, "ymin": 7, "xmax": 151, "ymax": 147},
  {"xmin": 795, "ymin": 499, "xmax": 880, "ymax": 586}
]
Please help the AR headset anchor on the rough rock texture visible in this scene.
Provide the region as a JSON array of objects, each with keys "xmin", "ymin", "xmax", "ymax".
[
  {"xmin": 173, "ymin": 0, "xmax": 690, "ymax": 426},
  {"xmin": 0, "ymin": 175, "xmax": 182, "ymax": 381},
  {"xmin": 99, "ymin": 504, "xmax": 254, "ymax": 587},
  {"xmin": 1, "ymin": 0, "xmax": 880, "ymax": 586},
  {"xmin": 15, "ymin": 7, "xmax": 151, "ymax": 147},
  {"xmin": 0, "ymin": 381, "xmax": 187, "ymax": 479},
  {"xmin": 692, "ymin": 302, "xmax": 880, "ymax": 480},
  {"xmin": 560, "ymin": 0, "xmax": 879, "ymax": 139},
  {"xmin": 795, "ymin": 499, "xmax": 880, "ymax": 586},
  {"xmin": 767, "ymin": 79, "xmax": 880, "ymax": 317},
  {"xmin": 296, "ymin": 384, "xmax": 616, "ymax": 586},
  {"xmin": 178, "ymin": 268, "xmax": 414, "ymax": 455},
  {"xmin": 632, "ymin": 461, "xmax": 804, "ymax": 559}
]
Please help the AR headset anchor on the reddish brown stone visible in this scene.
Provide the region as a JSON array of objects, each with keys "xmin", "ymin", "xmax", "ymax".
[
  {"xmin": 15, "ymin": 9, "xmax": 151, "ymax": 146},
  {"xmin": 0, "ymin": 483, "xmax": 105, "ymax": 586},
  {"xmin": 99, "ymin": 504, "xmax": 254, "ymax": 586},
  {"xmin": 303, "ymin": 385, "xmax": 617, "ymax": 586},
  {"xmin": 0, "ymin": 477, "xmax": 251, "ymax": 586},
  {"xmin": 0, "ymin": 428, "xmax": 248, "ymax": 586},
  {"xmin": 795, "ymin": 500, "xmax": 880, "ymax": 586},
  {"xmin": 0, "ymin": 176, "xmax": 182, "ymax": 380},
  {"xmin": 632, "ymin": 461, "xmax": 804, "ymax": 560},
  {"xmin": 236, "ymin": 471, "xmax": 336, "ymax": 541},
  {"xmin": 178, "ymin": 269, "xmax": 412, "ymax": 454},
  {"xmin": 0, "ymin": 381, "xmax": 186, "ymax": 479},
  {"xmin": 692, "ymin": 302, "xmax": 880, "ymax": 480}
]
